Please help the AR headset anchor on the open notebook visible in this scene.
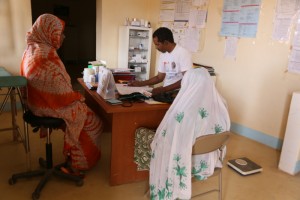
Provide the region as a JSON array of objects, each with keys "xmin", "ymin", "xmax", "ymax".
[{"xmin": 96, "ymin": 67, "xmax": 152, "ymax": 99}]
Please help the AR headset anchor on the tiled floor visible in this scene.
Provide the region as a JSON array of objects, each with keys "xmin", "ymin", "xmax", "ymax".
[{"xmin": 1, "ymin": 110, "xmax": 300, "ymax": 200}]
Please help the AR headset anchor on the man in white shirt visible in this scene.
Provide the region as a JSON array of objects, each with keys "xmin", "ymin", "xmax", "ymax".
[{"xmin": 128, "ymin": 27, "xmax": 193, "ymax": 96}]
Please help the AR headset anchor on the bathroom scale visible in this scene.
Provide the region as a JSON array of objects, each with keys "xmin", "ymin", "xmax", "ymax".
[{"xmin": 227, "ymin": 157, "xmax": 263, "ymax": 175}]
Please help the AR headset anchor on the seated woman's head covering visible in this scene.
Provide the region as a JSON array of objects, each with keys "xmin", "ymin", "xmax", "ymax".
[{"xmin": 26, "ymin": 13, "xmax": 65, "ymax": 49}]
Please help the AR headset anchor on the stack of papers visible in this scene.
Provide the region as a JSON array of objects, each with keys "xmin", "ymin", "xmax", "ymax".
[{"xmin": 116, "ymin": 84, "xmax": 152, "ymax": 96}]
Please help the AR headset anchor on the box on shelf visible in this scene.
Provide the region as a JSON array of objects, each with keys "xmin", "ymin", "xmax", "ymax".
[{"xmin": 112, "ymin": 72, "xmax": 136, "ymax": 84}]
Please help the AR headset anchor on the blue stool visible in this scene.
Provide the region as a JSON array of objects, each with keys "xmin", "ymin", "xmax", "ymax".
[{"xmin": 9, "ymin": 110, "xmax": 83, "ymax": 200}]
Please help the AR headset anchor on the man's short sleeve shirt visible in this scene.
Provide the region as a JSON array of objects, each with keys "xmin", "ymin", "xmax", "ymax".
[{"xmin": 157, "ymin": 45, "xmax": 193, "ymax": 87}]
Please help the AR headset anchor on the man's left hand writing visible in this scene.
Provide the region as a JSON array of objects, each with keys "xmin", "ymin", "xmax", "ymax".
[{"xmin": 127, "ymin": 80, "xmax": 141, "ymax": 86}]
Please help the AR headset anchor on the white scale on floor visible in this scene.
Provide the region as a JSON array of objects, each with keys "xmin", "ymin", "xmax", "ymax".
[{"xmin": 227, "ymin": 157, "xmax": 263, "ymax": 175}]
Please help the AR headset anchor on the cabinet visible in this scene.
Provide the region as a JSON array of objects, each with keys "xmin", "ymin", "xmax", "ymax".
[
  {"xmin": 279, "ymin": 92, "xmax": 300, "ymax": 175},
  {"xmin": 118, "ymin": 26, "xmax": 152, "ymax": 81}
]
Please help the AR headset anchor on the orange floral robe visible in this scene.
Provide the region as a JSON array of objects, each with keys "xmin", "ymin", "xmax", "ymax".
[{"xmin": 20, "ymin": 14, "xmax": 103, "ymax": 170}]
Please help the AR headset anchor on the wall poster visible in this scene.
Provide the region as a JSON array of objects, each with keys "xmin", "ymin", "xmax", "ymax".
[
  {"xmin": 220, "ymin": 0, "xmax": 262, "ymax": 38},
  {"xmin": 159, "ymin": 0, "xmax": 209, "ymax": 52}
]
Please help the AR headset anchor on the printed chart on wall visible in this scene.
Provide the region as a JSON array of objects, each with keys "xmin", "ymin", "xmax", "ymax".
[
  {"xmin": 272, "ymin": 0, "xmax": 299, "ymax": 42},
  {"xmin": 288, "ymin": 16, "xmax": 300, "ymax": 74},
  {"xmin": 220, "ymin": 0, "xmax": 261, "ymax": 38},
  {"xmin": 274, "ymin": 0, "xmax": 300, "ymax": 74},
  {"xmin": 159, "ymin": 0, "xmax": 210, "ymax": 52}
]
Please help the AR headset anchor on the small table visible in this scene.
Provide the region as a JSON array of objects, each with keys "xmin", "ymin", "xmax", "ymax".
[
  {"xmin": 78, "ymin": 78, "xmax": 170, "ymax": 185},
  {"xmin": 0, "ymin": 67, "xmax": 29, "ymax": 167}
]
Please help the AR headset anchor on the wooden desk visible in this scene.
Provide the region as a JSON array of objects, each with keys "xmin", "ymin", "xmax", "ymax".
[{"xmin": 78, "ymin": 78, "xmax": 170, "ymax": 185}]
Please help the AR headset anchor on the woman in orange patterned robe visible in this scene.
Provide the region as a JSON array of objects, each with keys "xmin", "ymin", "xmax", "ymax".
[{"xmin": 20, "ymin": 14, "xmax": 103, "ymax": 173}]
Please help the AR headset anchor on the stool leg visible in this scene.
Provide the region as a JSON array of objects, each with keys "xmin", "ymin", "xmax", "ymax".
[
  {"xmin": 46, "ymin": 129, "xmax": 52, "ymax": 169},
  {"xmin": 32, "ymin": 169, "xmax": 53, "ymax": 200}
]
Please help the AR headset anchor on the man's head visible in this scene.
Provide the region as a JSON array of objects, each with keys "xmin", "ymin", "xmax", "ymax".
[{"xmin": 152, "ymin": 27, "xmax": 175, "ymax": 53}]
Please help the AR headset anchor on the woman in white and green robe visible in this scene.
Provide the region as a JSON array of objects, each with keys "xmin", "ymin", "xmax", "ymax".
[{"xmin": 149, "ymin": 67, "xmax": 230, "ymax": 200}]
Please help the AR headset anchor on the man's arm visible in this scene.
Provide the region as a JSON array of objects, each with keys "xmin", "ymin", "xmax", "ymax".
[
  {"xmin": 128, "ymin": 72, "xmax": 165, "ymax": 86},
  {"xmin": 152, "ymin": 71, "xmax": 187, "ymax": 96}
]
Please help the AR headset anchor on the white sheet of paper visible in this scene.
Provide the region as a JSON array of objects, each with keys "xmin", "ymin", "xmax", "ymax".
[{"xmin": 224, "ymin": 37, "xmax": 238, "ymax": 60}]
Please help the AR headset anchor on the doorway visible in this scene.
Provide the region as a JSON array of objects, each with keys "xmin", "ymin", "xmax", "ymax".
[{"xmin": 31, "ymin": 0, "xmax": 96, "ymax": 84}]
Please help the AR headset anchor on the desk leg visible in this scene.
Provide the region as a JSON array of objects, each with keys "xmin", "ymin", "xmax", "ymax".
[{"xmin": 109, "ymin": 110, "xmax": 166, "ymax": 186}]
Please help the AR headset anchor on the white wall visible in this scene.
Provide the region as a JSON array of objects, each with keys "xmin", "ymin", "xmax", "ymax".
[
  {"xmin": 194, "ymin": 0, "xmax": 300, "ymax": 147},
  {"xmin": 0, "ymin": 0, "xmax": 32, "ymax": 75},
  {"xmin": 97, "ymin": 0, "xmax": 160, "ymax": 76}
]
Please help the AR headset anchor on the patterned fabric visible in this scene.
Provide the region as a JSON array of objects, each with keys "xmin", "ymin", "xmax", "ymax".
[
  {"xmin": 149, "ymin": 68, "xmax": 231, "ymax": 200},
  {"xmin": 20, "ymin": 14, "xmax": 103, "ymax": 170},
  {"xmin": 134, "ymin": 127, "xmax": 156, "ymax": 171}
]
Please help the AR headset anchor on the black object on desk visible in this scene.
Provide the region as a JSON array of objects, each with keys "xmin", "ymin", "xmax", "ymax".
[
  {"xmin": 118, "ymin": 92, "xmax": 149, "ymax": 102},
  {"xmin": 152, "ymin": 90, "xmax": 179, "ymax": 104}
]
